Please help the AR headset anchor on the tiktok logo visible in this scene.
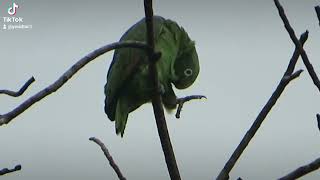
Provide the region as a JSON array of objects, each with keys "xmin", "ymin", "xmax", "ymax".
[
  {"xmin": 2, "ymin": 1, "xmax": 33, "ymax": 30},
  {"xmin": 8, "ymin": 2, "xmax": 19, "ymax": 16}
]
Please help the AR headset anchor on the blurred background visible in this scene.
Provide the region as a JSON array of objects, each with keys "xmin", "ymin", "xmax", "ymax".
[{"xmin": 1, "ymin": 0, "xmax": 320, "ymax": 179}]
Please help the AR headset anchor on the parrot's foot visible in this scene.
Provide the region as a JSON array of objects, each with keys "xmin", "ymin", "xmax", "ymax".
[{"xmin": 175, "ymin": 95, "xmax": 206, "ymax": 118}]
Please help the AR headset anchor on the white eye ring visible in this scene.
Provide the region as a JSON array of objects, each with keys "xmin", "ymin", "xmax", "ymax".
[{"xmin": 184, "ymin": 68, "xmax": 193, "ymax": 77}]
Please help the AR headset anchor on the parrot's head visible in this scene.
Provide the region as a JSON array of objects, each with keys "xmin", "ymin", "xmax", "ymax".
[{"xmin": 172, "ymin": 39, "xmax": 200, "ymax": 89}]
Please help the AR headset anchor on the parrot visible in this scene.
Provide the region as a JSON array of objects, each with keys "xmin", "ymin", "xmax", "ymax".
[{"xmin": 104, "ymin": 16, "xmax": 200, "ymax": 137}]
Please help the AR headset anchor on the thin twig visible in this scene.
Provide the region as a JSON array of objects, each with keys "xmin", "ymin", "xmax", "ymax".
[
  {"xmin": 0, "ymin": 41, "xmax": 149, "ymax": 126},
  {"xmin": 144, "ymin": 0, "xmax": 181, "ymax": 179},
  {"xmin": 175, "ymin": 95, "xmax": 206, "ymax": 118},
  {"xmin": 216, "ymin": 32, "xmax": 308, "ymax": 180},
  {"xmin": 89, "ymin": 137, "xmax": 126, "ymax": 180},
  {"xmin": 0, "ymin": 165, "xmax": 21, "ymax": 176},
  {"xmin": 278, "ymin": 157, "xmax": 320, "ymax": 180},
  {"xmin": 274, "ymin": 0, "xmax": 320, "ymax": 92},
  {"xmin": 0, "ymin": 77, "xmax": 35, "ymax": 97},
  {"xmin": 315, "ymin": 6, "xmax": 320, "ymax": 26}
]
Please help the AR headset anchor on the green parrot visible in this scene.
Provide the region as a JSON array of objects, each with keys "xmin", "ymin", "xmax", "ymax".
[{"xmin": 104, "ymin": 16, "xmax": 200, "ymax": 137}]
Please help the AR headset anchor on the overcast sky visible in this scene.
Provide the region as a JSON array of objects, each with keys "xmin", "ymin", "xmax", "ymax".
[{"xmin": 1, "ymin": 0, "xmax": 320, "ymax": 180}]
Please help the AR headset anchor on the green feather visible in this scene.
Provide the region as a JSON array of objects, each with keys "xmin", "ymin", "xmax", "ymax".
[
  {"xmin": 104, "ymin": 16, "xmax": 199, "ymax": 137},
  {"xmin": 115, "ymin": 96, "xmax": 129, "ymax": 137}
]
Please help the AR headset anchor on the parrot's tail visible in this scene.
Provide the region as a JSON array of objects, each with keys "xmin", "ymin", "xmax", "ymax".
[{"xmin": 115, "ymin": 97, "xmax": 129, "ymax": 137}]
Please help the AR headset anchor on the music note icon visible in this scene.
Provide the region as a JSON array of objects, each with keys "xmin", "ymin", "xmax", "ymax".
[{"xmin": 8, "ymin": 2, "xmax": 19, "ymax": 16}]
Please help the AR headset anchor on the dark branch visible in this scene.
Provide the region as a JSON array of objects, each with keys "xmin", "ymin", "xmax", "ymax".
[
  {"xmin": 284, "ymin": 32, "xmax": 308, "ymax": 76},
  {"xmin": 175, "ymin": 95, "xmax": 206, "ymax": 118},
  {"xmin": 274, "ymin": 0, "xmax": 320, "ymax": 92},
  {"xmin": 0, "ymin": 77, "xmax": 35, "ymax": 97},
  {"xmin": 282, "ymin": 69, "xmax": 303, "ymax": 82},
  {"xmin": 89, "ymin": 137, "xmax": 126, "ymax": 180},
  {"xmin": 216, "ymin": 32, "xmax": 308, "ymax": 180},
  {"xmin": 315, "ymin": 6, "xmax": 320, "ymax": 26},
  {"xmin": 144, "ymin": 0, "xmax": 181, "ymax": 179},
  {"xmin": 0, "ymin": 165, "xmax": 21, "ymax": 176},
  {"xmin": 278, "ymin": 157, "xmax": 320, "ymax": 180},
  {"xmin": 316, "ymin": 114, "xmax": 320, "ymax": 132},
  {"xmin": 0, "ymin": 41, "xmax": 149, "ymax": 126}
]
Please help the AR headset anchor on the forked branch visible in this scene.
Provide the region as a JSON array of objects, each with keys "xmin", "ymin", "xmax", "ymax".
[
  {"xmin": 0, "ymin": 77, "xmax": 35, "ymax": 97},
  {"xmin": 0, "ymin": 41, "xmax": 149, "ymax": 126},
  {"xmin": 274, "ymin": 0, "xmax": 320, "ymax": 92},
  {"xmin": 216, "ymin": 31, "xmax": 308, "ymax": 180},
  {"xmin": 175, "ymin": 95, "xmax": 206, "ymax": 118},
  {"xmin": 217, "ymin": 0, "xmax": 320, "ymax": 178}
]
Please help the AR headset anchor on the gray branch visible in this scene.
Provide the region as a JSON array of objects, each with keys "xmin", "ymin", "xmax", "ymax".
[
  {"xmin": 0, "ymin": 77, "xmax": 35, "ymax": 97},
  {"xmin": 89, "ymin": 137, "xmax": 126, "ymax": 180},
  {"xmin": 278, "ymin": 157, "xmax": 320, "ymax": 180},
  {"xmin": 144, "ymin": 0, "xmax": 181, "ymax": 179},
  {"xmin": 216, "ymin": 32, "xmax": 308, "ymax": 180},
  {"xmin": 0, "ymin": 41, "xmax": 149, "ymax": 126},
  {"xmin": 274, "ymin": 0, "xmax": 320, "ymax": 92},
  {"xmin": 175, "ymin": 95, "xmax": 206, "ymax": 118}
]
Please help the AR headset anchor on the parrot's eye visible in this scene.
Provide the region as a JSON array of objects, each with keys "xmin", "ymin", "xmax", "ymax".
[{"xmin": 184, "ymin": 68, "xmax": 193, "ymax": 77}]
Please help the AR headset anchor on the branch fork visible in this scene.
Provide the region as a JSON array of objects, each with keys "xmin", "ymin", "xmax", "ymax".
[{"xmin": 175, "ymin": 95, "xmax": 206, "ymax": 118}]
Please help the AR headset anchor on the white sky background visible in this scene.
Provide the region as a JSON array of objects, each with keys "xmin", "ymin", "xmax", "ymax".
[{"xmin": 1, "ymin": 0, "xmax": 320, "ymax": 179}]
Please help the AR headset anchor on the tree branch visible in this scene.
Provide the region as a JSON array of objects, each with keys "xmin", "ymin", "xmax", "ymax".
[
  {"xmin": 89, "ymin": 137, "xmax": 126, "ymax": 180},
  {"xmin": 278, "ymin": 157, "xmax": 320, "ymax": 180},
  {"xmin": 0, "ymin": 77, "xmax": 35, "ymax": 97},
  {"xmin": 175, "ymin": 95, "xmax": 206, "ymax": 118},
  {"xmin": 282, "ymin": 69, "xmax": 303, "ymax": 82},
  {"xmin": 144, "ymin": 0, "xmax": 181, "ymax": 179},
  {"xmin": 0, "ymin": 165, "xmax": 21, "ymax": 176},
  {"xmin": 316, "ymin": 114, "xmax": 320, "ymax": 132},
  {"xmin": 274, "ymin": 0, "xmax": 320, "ymax": 92},
  {"xmin": 315, "ymin": 6, "xmax": 320, "ymax": 26},
  {"xmin": 216, "ymin": 32, "xmax": 308, "ymax": 180},
  {"xmin": 0, "ymin": 41, "xmax": 149, "ymax": 126}
]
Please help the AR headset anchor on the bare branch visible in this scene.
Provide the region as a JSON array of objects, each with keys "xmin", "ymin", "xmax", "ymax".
[
  {"xmin": 175, "ymin": 95, "xmax": 206, "ymax": 118},
  {"xmin": 0, "ymin": 165, "xmax": 21, "ymax": 176},
  {"xmin": 144, "ymin": 0, "xmax": 181, "ymax": 179},
  {"xmin": 0, "ymin": 41, "xmax": 149, "ymax": 126},
  {"xmin": 278, "ymin": 157, "xmax": 320, "ymax": 180},
  {"xmin": 216, "ymin": 32, "xmax": 308, "ymax": 180},
  {"xmin": 316, "ymin": 114, "xmax": 320, "ymax": 132},
  {"xmin": 89, "ymin": 137, "xmax": 126, "ymax": 180},
  {"xmin": 282, "ymin": 69, "xmax": 303, "ymax": 82},
  {"xmin": 315, "ymin": 6, "xmax": 320, "ymax": 26},
  {"xmin": 0, "ymin": 77, "xmax": 35, "ymax": 97},
  {"xmin": 274, "ymin": 0, "xmax": 320, "ymax": 92},
  {"xmin": 284, "ymin": 32, "xmax": 309, "ymax": 76}
]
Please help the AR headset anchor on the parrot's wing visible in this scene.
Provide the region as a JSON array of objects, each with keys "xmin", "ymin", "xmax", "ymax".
[{"xmin": 105, "ymin": 16, "xmax": 165, "ymax": 121}]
